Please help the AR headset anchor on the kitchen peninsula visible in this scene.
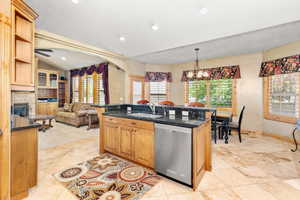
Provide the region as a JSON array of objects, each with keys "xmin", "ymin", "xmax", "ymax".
[{"xmin": 94, "ymin": 104, "xmax": 214, "ymax": 190}]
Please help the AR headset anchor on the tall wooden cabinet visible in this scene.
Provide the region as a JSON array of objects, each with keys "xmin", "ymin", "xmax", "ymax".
[{"xmin": 11, "ymin": 0, "xmax": 38, "ymax": 91}]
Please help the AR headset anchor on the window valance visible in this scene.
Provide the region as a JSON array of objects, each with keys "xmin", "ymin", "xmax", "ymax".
[
  {"xmin": 71, "ymin": 63, "xmax": 109, "ymax": 77},
  {"xmin": 181, "ymin": 65, "xmax": 241, "ymax": 82},
  {"xmin": 259, "ymin": 54, "xmax": 300, "ymax": 77},
  {"xmin": 145, "ymin": 72, "xmax": 172, "ymax": 82}
]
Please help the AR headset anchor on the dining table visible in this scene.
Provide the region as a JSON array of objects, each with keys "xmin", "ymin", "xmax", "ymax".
[{"xmin": 213, "ymin": 111, "xmax": 233, "ymax": 143}]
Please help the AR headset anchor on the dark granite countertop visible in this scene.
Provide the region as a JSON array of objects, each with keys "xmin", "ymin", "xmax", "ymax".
[
  {"xmin": 103, "ymin": 111, "xmax": 209, "ymax": 128},
  {"xmin": 11, "ymin": 116, "xmax": 41, "ymax": 131}
]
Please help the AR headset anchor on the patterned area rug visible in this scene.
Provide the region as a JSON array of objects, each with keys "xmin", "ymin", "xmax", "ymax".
[{"xmin": 54, "ymin": 154, "xmax": 160, "ymax": 200}]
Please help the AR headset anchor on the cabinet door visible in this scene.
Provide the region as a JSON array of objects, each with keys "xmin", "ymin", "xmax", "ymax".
[
  {"xmin": 48, "ymin": 103, "xmax": 58, "ymax": 115},
  {"xmin": 119, "ymin": 126, "xmax": 133, "ymax": 159},
  {"xmin": 103, "ymin": 123, "xmax": 120, "ymax": 154},
  {"xmin": 49, "ymin": 73, "xmax": 58, "ymax": 88},
  {"xmin": 37, "ymin": 103, "xmax": 47, "ymax": 115},
  {"xmin": 133, "ymin": 128, "xmax": 154, "ymax": 168},
  {"xmin": 11, "ymin": 130, "xmax": 29, "ymax": 197},
  {"xmin": 38, "ymin": 72, "xmax": 47, "ymax": 87}
]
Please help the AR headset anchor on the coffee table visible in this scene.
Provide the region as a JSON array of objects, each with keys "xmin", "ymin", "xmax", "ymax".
[{"xmin": 29, "ymin": 115, "xmax": 55, "ymax": 132}]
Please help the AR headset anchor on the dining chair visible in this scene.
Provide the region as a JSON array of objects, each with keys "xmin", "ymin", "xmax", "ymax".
[
  {"xmin": 188, "ymin": 102, "xmax": 205, "ymax": 107},
  {"xmin": 159, "ymin": 101, "xmax": 175, "ymax": 106},
  {"xmin": 219, "ymin": 106, "xmax": 245, "ymax": 143},
  {"xmin": 137, "ymin": 99, "xmax": 149, "ymax": 104}
]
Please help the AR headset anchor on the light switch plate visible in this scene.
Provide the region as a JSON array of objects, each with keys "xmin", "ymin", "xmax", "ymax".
[
  {"xmin": 169, "ymin": 110, "xmax": 175, "ymax": 115},
  {"xmin": 182, "ymin": 111, "xmax": 189, "ymax": 116}
]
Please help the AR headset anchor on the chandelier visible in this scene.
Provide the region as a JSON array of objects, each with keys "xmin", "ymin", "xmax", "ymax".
[{"xmin": 187, "ymin": 48, "xmax": 209, "ymax": 79}]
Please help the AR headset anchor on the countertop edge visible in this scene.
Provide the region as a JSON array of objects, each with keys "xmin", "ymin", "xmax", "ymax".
[{"xmin": 102, "ymin": 112, "xmax": 209, "ymax": 128}]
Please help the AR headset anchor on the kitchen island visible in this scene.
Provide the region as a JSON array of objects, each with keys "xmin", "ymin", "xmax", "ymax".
[{"xmin": 93, "ymin": 104, "xmax": 213, "ymax": 190}]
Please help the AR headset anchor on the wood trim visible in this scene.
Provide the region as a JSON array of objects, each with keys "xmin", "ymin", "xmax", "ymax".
[
  {"xmin": 263, "ymin": 132, "xmax": 298, "ymax": 145},
  {"xmin": 11, "ymin": 0, "xmax": 38, "ymax": 20},
  {"xmin": 96, "ymin": 107, "xmax": 107, "ymax": 154},
  {"xmin": 35, "ymin": 30, "xmax": 125, "ymax": 60},
  {"xmin": 263, "ymin": 76, "xmax": 298, "ymax": 124},
  {"xmin": 0, "ymin": 10, "xmax": 11, "ymax": 200},
  {"xmin": 93, "ymin": 73, "xmax": 98, "ymax": 104},
  {"xmin": 129, "ymin": 75, "xmax": 145, "ymax": 104}
]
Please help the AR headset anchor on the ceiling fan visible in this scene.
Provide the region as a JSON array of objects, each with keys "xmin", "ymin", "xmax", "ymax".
[{"xmin": 34, "ymin": 49, "xmax": 53, "ymax": 57}]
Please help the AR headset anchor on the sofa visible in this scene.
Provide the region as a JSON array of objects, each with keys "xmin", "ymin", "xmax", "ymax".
[{"xmin": 55, "ymin": 103, "xmax": 98, "ymax": 127}]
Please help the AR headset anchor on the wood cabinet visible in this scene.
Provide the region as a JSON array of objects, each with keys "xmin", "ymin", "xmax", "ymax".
[
  {"xmin": 11, "ymin": 0, "xmax": 38, "ymax": 91},
  {"xmin": 103, "ymin": 122, "xmax": 120, "ymax": 154},
  {"xmin": 102, "ymin": 116, "xmax": 154, "ymax": 168},
  {"xmin": 119, "ymin": 127, "xmax": 133, "ymax": 159},
  {"xmin": 11, "ymin": 128, "xmax": 38, "ymax": 200},
  {"xmin": 192, "ymin": 120, "xmax": 211, "ymax": 190},
  {"xmin": 37, "ymin": 70, "xmax": 58, "ymax": 88},
  {"xmin": 132, "ymin": 128, "xmax": 154, "ymax": 167},
  {"xmin": 37, "ymin": 102, "xmax": 58, "ymax": 115}
]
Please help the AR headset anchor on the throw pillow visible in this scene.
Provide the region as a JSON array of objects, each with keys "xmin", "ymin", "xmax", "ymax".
[{"xmin": 63, "ymin": 103, "xmax": 73, "ymax": 112}]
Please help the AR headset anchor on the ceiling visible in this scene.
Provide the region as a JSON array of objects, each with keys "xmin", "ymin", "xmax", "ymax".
[
  {"xmin": 26, "ymin": 0, "xmax": 300, "ymax": 64},
  {"xmin": 36, "ymin": 48, "xmax": 105, "ymax": 70}
]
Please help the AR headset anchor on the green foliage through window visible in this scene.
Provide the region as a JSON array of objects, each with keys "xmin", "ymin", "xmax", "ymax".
[{"xmin": 188, "ymin": 79, "xmax": 233, "ymax": 107}]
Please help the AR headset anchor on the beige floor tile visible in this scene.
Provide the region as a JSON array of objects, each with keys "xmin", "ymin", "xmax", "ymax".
[
  {"xmin": 260, "ymin": 180, "xmax": 300, "ymax": 200},
  {"xmin": 167, "ymin": 192, "xmax": 206, "ymax": 200},
  {"xmin": 284, "ymin": 178, "xmax": 300, "ymax": 190},
  {"xmin": 201, "ymin": 188, "xmax": 241, "ymax": 200},
  {"xmin": 232, "ymin": 184, "xmax": 277, "ymax": 200},
  {"xmin": 212, "ymin": 167, "xmax": 254, "ymax": 187}
]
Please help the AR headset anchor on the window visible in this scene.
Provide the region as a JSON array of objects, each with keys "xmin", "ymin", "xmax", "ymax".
[
  {"xmin": 186, "ymin": 79, "xmax": 236, "ymax": 113},
  {"xmin": 149, "ymin": 81, "xmax": 168, "ymax": 104},
  {"xmin": 264, "ymin": 73, "xmax": 299, "ymax": 123},
  {"xmin": 97, "ymin": 75, "xmax": 105, "ymax": 105},
  {"xmin": 72, "ymin": 76, "xmax": 79, "ymax": 103},
  {"xmin": 81, "ymin": 76, "xmax": 87, "ymax": 103},
  {"xmin": 129, "ymin": 75, "xmax": 145, "ymax": 104},
  {"xmin": 72, "ymin": 73, "xmax": 105, "ymax": 104}
]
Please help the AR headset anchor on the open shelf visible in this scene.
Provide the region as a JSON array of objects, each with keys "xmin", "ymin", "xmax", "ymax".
[
  {"xmin": 15, "ymin": 57, "xmax": 32, "ymax": 64},
  {"xmin": 15, "ymin": 33, "xmax": 32, "ymax": 43}
]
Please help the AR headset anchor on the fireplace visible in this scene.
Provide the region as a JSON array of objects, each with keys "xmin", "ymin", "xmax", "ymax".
[{"xmin": 12, "ymin": 103, "xmax": 29, "ymax": 117}]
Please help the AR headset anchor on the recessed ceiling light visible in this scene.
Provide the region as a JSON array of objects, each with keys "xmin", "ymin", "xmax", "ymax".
[
  {"xmin": 72, "ymin": 0, "xmax": 79, "ymax": 4},
  {"xmin": 151, "ymin": 24, "xmax": 159, "ymax": 31},
  {"xmin": 61, "ymin": 57, "xmax": 66, "ymax": 61},
  {"xmin": 200, "ymin": 7, "xmax": 208, "ymax": 15},
  {"xmin": 119, "ymin": 36, "xmax": 126, "ymax": 42}
]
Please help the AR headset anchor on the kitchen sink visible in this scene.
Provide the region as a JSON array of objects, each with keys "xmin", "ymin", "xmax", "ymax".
[{"xmin": 128, "ymin": 113, "xmax": 163, "ymax": 119}]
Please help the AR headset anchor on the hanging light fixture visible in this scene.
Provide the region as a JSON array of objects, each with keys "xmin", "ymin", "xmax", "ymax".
[{"xmin": 187, "ymin": 48, "xmax": 209, "ymax": 79}]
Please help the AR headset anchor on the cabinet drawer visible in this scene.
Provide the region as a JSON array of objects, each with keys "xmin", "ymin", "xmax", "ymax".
[
  {"xmin": 121, "ymin": 118, "xmax": 154, "ymax": 130},
  {"xmin": 103, "ymin": 116, "xmax": 120, "ymax": 124}
]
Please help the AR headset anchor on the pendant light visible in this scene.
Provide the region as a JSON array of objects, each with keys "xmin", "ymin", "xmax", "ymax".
[{"xmin": 187, "ymin": 48, "xmax": 209, "ymax": 79}]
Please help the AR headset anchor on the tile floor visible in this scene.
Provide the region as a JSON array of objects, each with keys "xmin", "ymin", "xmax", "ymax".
[{"xmin": 24, "ymin": 122, "xmax": 300, "ymax": 200}]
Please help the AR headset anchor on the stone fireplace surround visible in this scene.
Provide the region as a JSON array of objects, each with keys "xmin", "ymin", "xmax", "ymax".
[{"xmin": 12, "ymin": 91, "xmax": 36, "ymax": 116}]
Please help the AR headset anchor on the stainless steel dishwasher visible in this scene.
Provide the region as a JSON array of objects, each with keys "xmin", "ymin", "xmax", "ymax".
[{"xmin": 155, "ymin": 123, "xmax": 192, "ymax": 186}]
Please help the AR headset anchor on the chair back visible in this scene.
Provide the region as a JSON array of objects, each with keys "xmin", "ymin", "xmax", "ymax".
[
  {"xmin": 159, "ymin": 101, "xmax": 175, "ymax": 106},
  {"xmin": 137, "ymin": 99, "xmax": 149, "ymax": 105},
  {"xmin": 238, "ymin": 106, "xmax": 246, "ymax": 130},
  {"xmin": 188, "ymin": 102, "xmax": 205, "ymax": 107}
]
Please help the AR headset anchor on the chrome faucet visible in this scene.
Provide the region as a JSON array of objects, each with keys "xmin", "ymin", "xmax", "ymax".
[{"xmin": 149, "ymin": 102, "xmax": 156, "ymax": 115}]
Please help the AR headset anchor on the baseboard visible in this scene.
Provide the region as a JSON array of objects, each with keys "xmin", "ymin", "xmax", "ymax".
[{"xmin": 262, "ymin": 132, "xmax": 297, "ymax": 144}]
